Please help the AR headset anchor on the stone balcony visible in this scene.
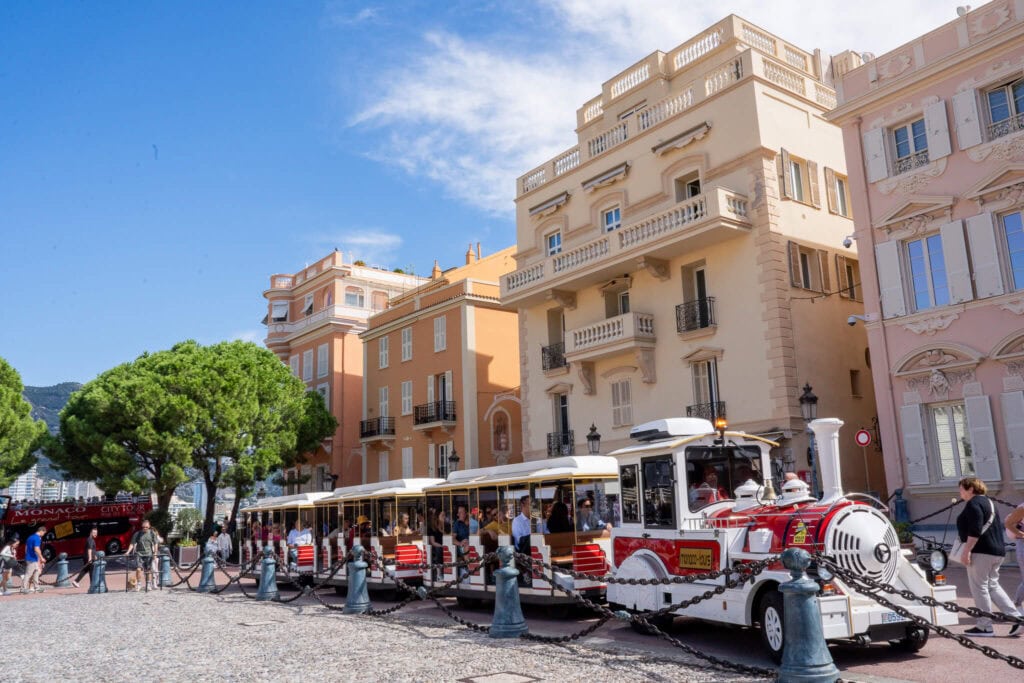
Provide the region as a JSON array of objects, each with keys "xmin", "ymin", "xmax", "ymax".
[
  {"xmin": 501, "ymin": 186, "xmax": 751, "ymax": 306},
  {"xmin": 565, "ymin": 311, "xmax": 655, "ymax": 362},
  {"xmin": 265, "ymin": 304, "xmax": 371, "ymax": 343}
]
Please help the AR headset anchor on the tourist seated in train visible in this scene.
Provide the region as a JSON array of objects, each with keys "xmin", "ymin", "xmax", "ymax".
[
  {"xmin": 546, "ymin": 501, "xmax": 573, "ymax": 534},
  {"xmin": 688, "ymin": 464, "xmax": 730, "ymax": 507},
  {"xmin": 286, "ymin": 519, "xmax": 312, "ymax": 569},
  {"xmin": 428, "ymin": 510, "xmax": 449, "ymax": 579},
  {"xmin": 453, "ymin": 505, "xmax": 471, "ymax": 577},
  {"xmin": 469, "ymin": 507, "xmax": 481, "ymax": 535},
  {"xmin": 512, "ymin": 496, "xmax": 533, "ymax": 586},
  {"xmin": 575, "ymin": 498, "xmax": 612, "ymax": 534},
  {"xmin": 392, "ymin": 513, "xmax": 413, "ymax": 536}
]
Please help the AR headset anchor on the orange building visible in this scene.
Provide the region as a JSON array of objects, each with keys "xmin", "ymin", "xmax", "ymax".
[
  {"xmin": 263, "ymin": 251, "xmax": 427, "ymax": 492},
  {"xmin": 359, "ymin": 245, "xmax": 522, "ymax": 483}
]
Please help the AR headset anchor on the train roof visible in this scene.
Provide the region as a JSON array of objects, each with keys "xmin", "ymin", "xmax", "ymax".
[
  {"xmin": 317, "ymin": 478, "xmax": 445, "ymax": 503},
  {"xmin": 239, "ymin": 491, "xmax": 331, "ymax": 512},
  {"xmin": 610, "ymin": 431, "xmax": 780, "ymax": 458},
  {"xmin": 426, "ymin": 455, "xmax": 618, "ymax": 491}
]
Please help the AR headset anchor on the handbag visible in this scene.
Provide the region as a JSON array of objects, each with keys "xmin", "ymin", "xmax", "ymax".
[{"xmin": 949, "ymin": 497, "xmax": 995, "ymax": 565}]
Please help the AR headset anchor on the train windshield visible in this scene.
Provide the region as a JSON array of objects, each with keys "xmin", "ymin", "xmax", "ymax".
[{"xmin": 684, "ymin": 445, "xmax": 763, "ymax": 512}]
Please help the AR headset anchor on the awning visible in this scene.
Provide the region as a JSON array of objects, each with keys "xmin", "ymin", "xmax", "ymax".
[
  {"xmin": 529, "ymin": 191, "xmax": 570, "ymax": 217},
  {"xmin": 271, "ymin": 301, "xmax": 289, "ymax": 320},
  {"xmin": 652, "ymin": 121, "xmax": 711, "ymax": 156}
]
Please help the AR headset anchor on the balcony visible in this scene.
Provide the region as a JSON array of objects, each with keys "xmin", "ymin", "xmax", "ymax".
[
  {"xmin": 675, "ymin": 298, "xmax": 716, "ymax": 333},
  {"xmin": 359, "ymin": 417, "xmax": 395, "ymax": 444},
  {"xmin": 893, "ymin": 150, "xmax": 930, "ymax": 176},
  {"xmin": 541, "ymin": 342, "xmax": 568, "ymax": 371},
  {"xmin": 564, "ymin": 312, "xmax": 655, "ymax": 363},
  {"xmin": 501, "ymin": 187, "xmax": 751, "ymax": 306},
  {"xmin": 686, "ymin": 401, "xmax": 726, "ymax": 421},
  {"xmin": 265, "ymin": 304, "xmax": 371, "ymax": 342},
  {"xmin": 547, "ymin": 431, "xmax": 575, "ymax": 457},
  {"xmin": 987, "ymin": 111, "xmax": 1024, "ymax": 141},
  {"xmin": 413, "ymin": 401, "xmax": 457, "ymax": 431}
]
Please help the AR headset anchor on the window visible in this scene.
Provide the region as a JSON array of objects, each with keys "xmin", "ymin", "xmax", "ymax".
[
  {"xmin": 378, "ymin": 336, "xmax": 389, "ymax": 369},
  {"xmin": 344, "ymin": 287, "xmax": 365, "ymax": 307},
  {"xmin": 835, "ymin": 255, "xmax": 862, "ymax": 302},
  {"xmin": 546, "ymin": 231, "xmax": 562, "ymax": 256},
  {"xmin": 691, "ymin": 359, "xmax": 719, "ymax": 407},
  {"xmin": 437, "ymin": 442, "xmax": 450, "ymax": 479},
  {"xmin": 788, "ymin": 242, "xmax": 830, "ymax": 292},
  {"xmin": 611, "ymin": 379, "xmax": 633, "ymax": 426},
  {"xmin": 777, "ymin": 149, "xmax": 819, "ymax": 207},
  {"xmin": 1003, "ymin": 211, "xmax": 1024, "ymax": 290},
  {"xmin": 303, "ymin": 294, "xmax": 314, "ymax": 316},
  {"xmin": 315, "ymin": 383, "xmax": 330, "ymax": 410},
  {"xmin": 930, "ymin": 402, "xmax": 972, "ymax": 479},
  {"xmin": 825, "ymin": 168, "xmax": 851, "ymax": 217},
  {"xmin": 985, "ymin": 78, "xmax": 1024, "ymax": 139},
  {"xmin": 641, "ymin": 455, "xmax": 676, "ymax": 529},
  {"xmin": 401, "ymin": 327, "xmax": 413, "ymax": 361},
  {"xmin": 892, "ymin": 118, "xmax": 929, "ymax": 173},
  {"xmin": 379, "ymin": 386, "xmax": 389, "ymax": 418},
  {"xmin": 619, "ymin": 464, "xmax": 641, "ymax": 523},
  {"xmin": 603, "ymin": 285, "xmax": 630, "ymax": 318},
  {"xmin": 379, "ymin": 453, "xmax": 388, "ymax": 482},
  {"xmin": 674, "ymin": 171, "xmax": 701, "ymax": 202},
  {"xmin": 271, "ymin": 301, "xmax": 289, "ymax": 322},
  {"xmin": 289, "ymin": 355, "xmax": 299, "ymax": 377},
  {"xmin": 302, "ymin": 350, "xmax": 313, "ymax": 382},
  {"xmin": 906, "ymin": 234, "xmax": 949, "ymax": 310},
  {"xmin": 789, "ymin": 160, "xmax": 805, "ymax": 202},
  {"xmin": 603, "ymin": 206, "xmax": 621, "ymax": 232},
  {"xmin": 317, "ymin": 343, "xmax": 329, "ymax": 378},
  {"xmin": 401, "ymin": 380, "xmax": 413, "ymax": 415},
  {"xmin": 433, "ymin": 315, "xmax": 446, "ymax": 352},
  {"xmin": 402, "ymin": 447, "xmax": 413, "ymax": 478},
  {"xmin": 849, "ymin": 370, "xmax": 861, "ymax": 398}
]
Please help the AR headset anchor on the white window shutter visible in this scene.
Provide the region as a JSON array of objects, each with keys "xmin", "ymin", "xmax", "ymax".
[
  {"xmin": 777, "ymin": 149, "xmax": 792, "ymax": 199},
  {"xmin": 899, "ymin": 404, "xmax": 930, "ymax": 485},
  {"xmin": 875, "ymin": 241, "xmax": 907, "ymax": 318},
  {"xmin": 444, "ymin": 370, "xmax": 453, "ymax": 401},
  {"xmin": 965, "ymin": 212, "xmax": 1005, "ymax": 299},
  {"xmin": 862, "ymin": 128, "xmax": 888, "ymax": 183},
  {"xmin": 939, "ymin": 220, "xmax": 973, "ymax": 304},
  {"xmin": 426, "ymin": 375, "xmax": 434, "ymax": 404},
  {"xmin": 402, "ymin": 447, "xmax": 414, "ymax": 478},
  {"xmin": 824, "ymin": 167, "xmax": 837, "ymax": 213},
  {"xmin": 965, "ymin": 395, "xmax": 1000, "ymax": 481},
  {"xmin": 923, "ymin": 100, "xmax": 952, "ymax": 160},
  {"xmin": 952, "ymin": 90, "xmax": 984, "ymax": 150},
  {"xmin": 1001, "ymin": 392, "xmax": 1024, "ymax": 480}
]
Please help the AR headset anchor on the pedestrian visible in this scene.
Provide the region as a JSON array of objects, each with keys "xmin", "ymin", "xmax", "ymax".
[
  {"xmin": 217, "ymin": 524, "xmax": 232, "ymax": 561},
  {"xmin": 1004, "ymin": 499, "xmax": 1024, "ymax": 610},
  {"xmin": 1, "ymin": 534, "xmax": 20, "ymax": 596},
  {"xmin": 71, "ymin": 526, "xmax": 98, "ymax": 588},
  {"xmin": 126, "ymin": 519, "xmax": 160, "ymax": 592},
  {"xmin": 22, "ymin": 526, "xmax": 46, "ymax": 594},
  {"xmin": 956, "ymin": 477, "xmax": 1022, "ymax": 637}
]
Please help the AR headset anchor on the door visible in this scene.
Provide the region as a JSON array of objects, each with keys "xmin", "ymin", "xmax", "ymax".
[
  {"xmin": 694, "ymin": 268, "xmax": 708, "ymax": 327},
  {"xmin": 553, "ymin": 394, "xmax": 571, "ymax": 454}
]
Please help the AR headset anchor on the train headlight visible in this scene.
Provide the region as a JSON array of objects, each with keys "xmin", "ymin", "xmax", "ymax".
[{"xmin": 929, "ymin": 548, "xmax": 947, "ymax": 572}]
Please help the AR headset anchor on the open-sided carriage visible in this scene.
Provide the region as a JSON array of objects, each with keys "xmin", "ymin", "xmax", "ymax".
[{"xmin": 238, "ymin": 492, "xmax": 330, "ymax": 586}]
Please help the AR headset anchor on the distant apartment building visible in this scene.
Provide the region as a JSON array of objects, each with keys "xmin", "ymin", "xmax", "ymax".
[
  {"xmin": 502, "ymin": 16, "xmax": 881, "ymax": 493},
  {"xmin": 4, "ymin": 464, "xmax": 39, "ymax": 500},
  {"xmin": 828, "ymin": 4, "xmax": 1024, "ymax": 517},
  {"xmin": 263, "ymin": 251, "xmax": 427, "ymax": 492},
  {"xmin": 359, "ymin": 245, "xmax": 522, "ymax": 483}
]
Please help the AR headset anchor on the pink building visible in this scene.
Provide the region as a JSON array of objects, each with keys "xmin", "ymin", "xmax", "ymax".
[{"xmin": 829, "ymin": 2, "xmax": 1024, "ymax": 518}]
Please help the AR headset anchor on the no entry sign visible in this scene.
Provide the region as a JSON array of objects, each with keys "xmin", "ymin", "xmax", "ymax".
[{"xmin": 854, "ymin": 429, "xmax": 872, "ymax": 447}]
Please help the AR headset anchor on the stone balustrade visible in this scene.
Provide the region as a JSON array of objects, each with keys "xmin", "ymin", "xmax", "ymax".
[{"xmin": 566, "ymin": 311, "xmax": 655, "ymax": 356}]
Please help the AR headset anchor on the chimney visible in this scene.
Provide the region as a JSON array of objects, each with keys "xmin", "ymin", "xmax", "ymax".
[
  {"xmin": 476, "ymin": 242, "xmax": 482, "ymax": 260},
  {"xmin": 465, "ymin": 243, "xmax": 475, "ymax": 265},
  {"xmin": 431, "ymin": 260, "xmax": 442, "ymax": 279},
  {"xmin": 810, "ymin": 418, "xmax": 845, "ymax": 504}
]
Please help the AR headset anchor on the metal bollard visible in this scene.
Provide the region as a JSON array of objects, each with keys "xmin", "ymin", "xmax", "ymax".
[
  {"xmin": 778, "ymin": 548, "xmax": 840, "ymax": 683},
  {"xmin": 159, "ymin": 548, "xmax": 172, "ymax": 587},
  {"xmin": 489, "ymin": 546, "xmax": 528, "ymax": 638},
  {"xmin": 343, "ymin": 545, "xmax": 371, "ymax": 614},
  {"xmin": 88, "ymin": 551, "xmax": 108, "ymax": 594},
  {"xmin": 255, "ymin": 546, "xmax": 279, "ymax": 601},
  {"xmin": 197, "ymin": 550, "xmax": 217, "ymax": 593},
  {"xmin": 55, "ymin": 553, "xmax": 71, "ymax": 588}
]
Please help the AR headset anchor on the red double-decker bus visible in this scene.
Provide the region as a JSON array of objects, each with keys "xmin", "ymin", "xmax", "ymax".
[{"xmin": 0, "ymin": 494, "xmax": 152, "ymax": 561}]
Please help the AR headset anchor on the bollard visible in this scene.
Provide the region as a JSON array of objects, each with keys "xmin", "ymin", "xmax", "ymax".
[
  {"xmin": 489, "ymin": 546, "xmax": 528, "ymax": 638},
  {"xmin": 343, "ymin": 545, "xmax": 371, "ymax": 614},
  {"xmin": 55, "ymin": 553, "xmax": 71, "ymax": 588},
  {"xmin": 88, "ymin": 551, "xmax": 108, "ymax": 594},
  {"xmin": 159, "ymin": 548, "xmax": 172, "ymax": 588},
  {"xmin": 778, "ymin": 548, "xmax": 840, "ymax": 683},
  {"xmin": 256, "ymin": 546, "xmax": 279, "ymax": 601},
  {"xmin": 893, "ymin": 488, "xmax": 909, "ymax": 524},
  {"xmin": 197, "ymin": 550, "xmax": 217, "ymax": 593}
]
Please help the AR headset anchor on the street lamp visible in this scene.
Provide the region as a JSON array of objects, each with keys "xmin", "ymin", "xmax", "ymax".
[
  {"xmin": 448, "ymin": 448, "xmax": 460, "ymax": 474},
  {"xmin": 798, "ymin": 383, "xmax": 821, "ymax": 497},
  {"xmin": 586, "ymin": 424, "xmax": 602, "ymax": 455}
]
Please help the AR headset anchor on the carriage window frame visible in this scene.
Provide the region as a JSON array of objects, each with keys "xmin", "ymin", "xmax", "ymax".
[
  {"xmin": 640, "ymin": 454, "xmax": 677, "ymax": 530},
  {"xmin": 619, "ymin": 464, "xmax": 641, "ymax": 523}
]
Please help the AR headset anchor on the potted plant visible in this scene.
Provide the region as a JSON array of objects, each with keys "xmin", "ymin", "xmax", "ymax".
[
  {"xmin": 176, "ymin": 537, "xmax": 200, "ymax": 565},
  {"xmin": 173, "ymin": 508, "xmax": 203, "ymax": 564},
  {"xmin": 894, "ymin": 521, "xmax": 915, "ymax": 549}
]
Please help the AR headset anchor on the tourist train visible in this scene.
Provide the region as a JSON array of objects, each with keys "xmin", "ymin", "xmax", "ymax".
[{"xmin": 238, "ymin": 416, "xmax": 956, "ymax": 659}]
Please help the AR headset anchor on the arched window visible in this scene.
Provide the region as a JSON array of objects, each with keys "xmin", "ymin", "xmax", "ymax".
[{"xmin": 345, "ymin": 286, "xmax": 365, "ymax": 307}]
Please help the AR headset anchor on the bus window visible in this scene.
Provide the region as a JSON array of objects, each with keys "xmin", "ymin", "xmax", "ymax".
[
  {"xmin": 573, "ymin": 478, "xmax": 619, "ymax": 534},
  {"xmin": 641, "ymin": 455, "xmax": 676, "ymax": 529},
  {"xmin": 685, "ymin": 445, "xmax": 762, "ymax": 511},
  {"xmin": 619, "ymin": 465, "xmax": 640, "ymax": 524}
]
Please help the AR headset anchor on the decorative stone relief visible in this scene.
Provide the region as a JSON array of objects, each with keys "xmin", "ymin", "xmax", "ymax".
[
  {"xmin": 999, "ymin": 181, "xmax": 1024, "ymax": 205},
  {"xmin": 878, "ymin": 158, "xmax": 948, "ymax": 195},
  {"xmin": 1008, "ymin": 360, "xmax": 1024, "ymax": 377},
  {"xmin": 1001, "ymin": 298, "xmax": 1024, "ymax": 315},
  {"xmin": 1004, "ymin": 374, "xmax": 1024, "ymax": 391},
  {"xmin": 969, "ymin": 3, "xmax": 1010, "ymax": 37},
  {"xmin": 968, "ymin": 133, "xmax": 1024, "ymax": 162},
  {"xmin": 494, "ymin": 452, "xmax": 511, "ymax": 466},
  {"xmin": 902, "ymin": 311, "xmax": 959, "ymax": 336},
  {"xmin": 906, "ymin": 367, "xmax": 976, "ymax": 396},
  {"xmin": 637, "ymin": 256, "xmax": 670, "ymax": 281},
  {"xmin": 962, "ymin": 381, "xmax": 983, "ymax": 397},
  {"xmin": 918, "ymin": 348, "xmax": 959, "ymax": 367},
  {"xmin": 878, "ymin": 54, "xmax": 912, "ymax": 80},
  {"xmin": 577, "ymin": 362, "xmax": 595, "ymax": 395},
  {"xmin": 634, "ymin": 348, "xmax": 656, "ymax": 384}
]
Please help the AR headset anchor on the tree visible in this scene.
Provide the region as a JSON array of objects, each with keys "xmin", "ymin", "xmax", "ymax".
[
  {"xmin": 0, "ymin": 357, "xmax": 47, "ymax": 488},
  {"xmin": 174, "ymin": 507, "xmax": 203, "ymax": 541}
]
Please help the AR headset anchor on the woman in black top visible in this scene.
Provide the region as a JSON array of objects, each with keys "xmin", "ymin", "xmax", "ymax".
[
  {"xmin": 956, "ymin": 477, "xmax": 1022, "ymax": 637},
  {"xmin": 71, "ymin": 526, "xmax": 98, "ymax": 588},
  {"xmin": 545, "ymin": 501, "xmax": 572, "ymax": 534}
]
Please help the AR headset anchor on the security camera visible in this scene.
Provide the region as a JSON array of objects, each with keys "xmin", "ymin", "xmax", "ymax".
[
  {"xmin": 847, "ymin": 315, "xmax": 858, "ymax": 327},
  {"xmin": 842, "ymin": 235, "xmax": 854, "ymax": 249}
]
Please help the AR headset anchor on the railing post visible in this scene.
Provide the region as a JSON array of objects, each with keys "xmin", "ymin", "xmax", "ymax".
[
  {"xmin": 88, "ymin": 551, "xmax": 108, "ymax": 594},
  {"xmin": 489, "ymin": 546, "xmax": 528, "ymax": 638},
  {"xmin": 778, "ymin": 548, "xmax": 840, "ymax": 683},
  {"xmin": 197, "ymin": 550, "xmax": 217, "ymax": 593},
  {"xmin": 256, "ymin": 546, "xmax": 279, "ymax": 601},
  {"xmin": 159, "ymin": 548, "xmax": 172, "ymax": 587},
  {"xmin": 344, "ymin": 545, "xmax": 371, "ymax": 614},
  {"xmin": 55, "ymin": 552, "xmax": 71, "ymax": 588}
]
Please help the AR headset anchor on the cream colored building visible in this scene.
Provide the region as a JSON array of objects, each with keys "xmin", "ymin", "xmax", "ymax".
[{"xmin": 502, "ymin": 16, "xmax": 882, "ymax": 494}]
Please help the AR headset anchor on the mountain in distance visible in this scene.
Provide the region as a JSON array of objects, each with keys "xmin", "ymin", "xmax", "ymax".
[{"xmin": 22, "ymin": 382, "xmax": 82, "ymax": 481}]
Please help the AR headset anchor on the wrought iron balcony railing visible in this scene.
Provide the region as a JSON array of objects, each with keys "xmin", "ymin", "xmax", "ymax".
[
  {"xmin": 546, "ymin": 431, "xmax": 575, "ymax": 457},
  {"xmin": 686, "ymin": 401, "xmax": 727, "ymax": 421},
  {"xmin": 359, "ymin": 416, "xmax": 395, "ymax": 439},
  {"xmin": 675, "ymin": 297, "xmax": 716, "ymax": 332},
  {"xmin": 414, "ymin": 401, "xmax": 457, "ymax": 425},
  {"xmin": 893, "ymin": 149, "xmax": 929, "ymax": 175},
  {"xmin": 542, "ymin": 342, "xmax": 567, "ymax": 370},
  {"xmin": 987, "ymin": 111, "xmax": 1024, "ymax": 141}
]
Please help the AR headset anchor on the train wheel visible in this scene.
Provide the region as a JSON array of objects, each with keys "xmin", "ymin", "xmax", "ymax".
[
  {"xmin": 105, "ymin": 539, "xmax": 122, "ymax": 555},
  {"xmin": 891, "ymin": 626, "xmax": 928, "ymax": 653},
  {"xmin": 758, "ymin": 591, "xmax": 785, "ymax": 664}
]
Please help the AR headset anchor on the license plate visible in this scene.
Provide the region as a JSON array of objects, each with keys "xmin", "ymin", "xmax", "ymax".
[{"xmin": 881, "ymin": 611, "xmax": 908, "ymax": 624}]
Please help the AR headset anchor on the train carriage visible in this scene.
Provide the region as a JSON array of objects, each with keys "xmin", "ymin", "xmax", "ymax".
[{"xmin": 239, "ymin": 492, "xmax": 330, "ymax": 585}]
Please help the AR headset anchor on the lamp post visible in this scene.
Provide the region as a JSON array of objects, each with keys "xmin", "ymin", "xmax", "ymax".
[
  {"xmin": 798, "ymin": 383, "xmax": 821, "ymax": 498},
  {"xmin": 586, "ymin": 424, "xmax": 602, "ymax": 455},
  {"xmin": 448, "ymin": 448, "xmax": 460, "ymax": 474}
]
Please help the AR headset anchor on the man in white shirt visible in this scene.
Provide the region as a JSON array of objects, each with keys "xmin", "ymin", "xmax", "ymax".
[
  {"xmin": 217, "ymin": 525, "xmax": 232, "ymax": 561},
  {"xmin": 511, "ymin": 496, "xmax": 532, "ymax": 549},
  {"xmin": 286, "ymin": 520, "xmax": 311, "ymax": 571}
]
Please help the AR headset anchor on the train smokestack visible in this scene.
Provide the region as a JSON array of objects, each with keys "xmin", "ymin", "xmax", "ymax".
[{"xmin": 811, "ymin": 418, "xmax": 845, "ymax": 504}]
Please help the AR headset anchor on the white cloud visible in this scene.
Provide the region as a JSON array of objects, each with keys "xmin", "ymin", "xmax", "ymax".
[
  {"xmin": 309, "ymin": 230, "xmax": 403, "ymax": 267},
  {"xmin": 229, "ymin": 329, "xmax": 265, "ymax": 344},
  {"xmin": 349, "ymin": 1, "xmax": 965, "ymax": 215},
  {"xmin": 326, "ymin": 4, "xmax": 382, "ymax": 27}
]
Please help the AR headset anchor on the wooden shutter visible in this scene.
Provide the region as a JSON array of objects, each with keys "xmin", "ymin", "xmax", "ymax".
[
  {"xmin": 807, "ymin": 160, "xmax": 821, "ymax": 208},
  {"xmin": 824, "ymin": 167, "xmax": 837, "ymax": 213},
  {"xmin": 899, "ymin": 404, "xmax": 930, "ymax": 485},
  {"xmin": 952, "ymin": 90, "xmax": 983, "ymax": 150},
  {"xmin": 1000, "ymin": 391, "xmax": 1024, "ymax": 480},
  {"xmin": 875, "ymin": 241, "xmax": 906, "ymax": 318},
  {"xmin": 862, "ymin": 128, "xmax": 888, "ymax": 182},
  {"xmin": 612, "ymin": 382, "xmax": 622, "ymax": 426},
  {"xmin": 965, "ymin": 395, "xmax": 1001, "ymax": 481},
  {"xmin": 444, "ymin": 370, "xmax": 453, "ymax": 401},
  {"xmin": 817, "ymin": 250, "xmax": 831, "ymax": 292},
  {"xmin": 788, "ymin": 241, "xmax": 802, "ymax": 287},
  {"xmin": 965, "ymin": 212, "xmax": 1005, "ymax": 299},
  {"xmin": 402, "ymin": 447, "xmax": 414, "ymax": 478},
  {"xmin": 835, "ymin": 254, "xmax": 850, "ymax": 298},
  {"xmin": 940, "ymin": 220, "xmax": 973, "ymax": 304},
  {"xmin": 426, "ymin": 375, "xmax": 434, "ymax": 404},
  {"xmin": 379, "ymin": 386, "xmax": 389, "ymax": 417},
  {"xmin": 923, "ymin": 100, "xmax": 952, "ymax": 160},
  {"xmin": 778, "ymin": 149, "xmax": 793, "ymax": 199}
]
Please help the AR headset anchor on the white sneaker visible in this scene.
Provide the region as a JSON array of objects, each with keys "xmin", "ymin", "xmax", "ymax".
[{"xmin": 71, "ymin": 580, "xmax": 79, "ymax": 588}]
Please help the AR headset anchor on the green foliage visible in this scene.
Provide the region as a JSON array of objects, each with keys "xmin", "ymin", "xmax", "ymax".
[
  {"xmin": 894, "ymin": 521, "xmax": 914, "ymax": 544},
  {"xmin": 392, "ymin": 268, "xmax": 405, "ymax": 274},
  {"xmin": 174, "ymin": 507, "xmax": 203, "ymax": 541},
  {"xmin": 353, "ymin": 260, "xmax": 366, "ymax": 266},
  {"xmin": 0, "ymin": 357, "xmax": 48, "ymax": 488},
  {"xmin": 146, "ymin": 508, "xmax": 174, "ymax": 538}
]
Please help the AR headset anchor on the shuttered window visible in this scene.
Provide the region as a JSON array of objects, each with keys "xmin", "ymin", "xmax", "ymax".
[
  {"xmin": 401, "ymin": 380, "xmax": 413, "ymax": 415},
  {"xmin": 906, "ymin": 234, "xmax": 950, "ymax": 310},
  {"xmin": 302, "ymin": 350, "xmax": 313, "ymax": 382},
  {"xmin": 317, "ymin": 344, "xmax": 329, "ymax": 378},
  {"xmin": 611, "ymin": 379, "xmax": 633, "ymax": 427},
  {"xmin": 835, "ymin": 255, "xmax": 862, "ymax": 302},
  {"xmin": 777, "ymin": 149, "xmax": 819, "ymax": 207},
  {"xmin": 787, "ymin": 241, "xmax": 830, "ymax": 292},
  {"xmin": 434, "ymin": 315, "xmax": 447, "ymax": 352},
  {"xmin": 378, "ymin": 336, "xmax": 389, "ymax": 369},
  {"xmin": 401, "ymin": 327, "xmax": 413, "ymax": 361}
]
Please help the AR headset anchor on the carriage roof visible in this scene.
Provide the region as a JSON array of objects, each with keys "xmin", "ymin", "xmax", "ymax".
[
  {"xmin": 317, "ymin": 478, "xmax": 445, "ymax": 504},
  {"xmin": 425, "ymin": 455, "xmax": 618, "ymax": 492},
  {"xmin": 609, "ymin": 431, "xmax": 780, "ymax": 458},
  {"xmin": 240, "ymin": 491, "xmax": 331, "ymax": 512}
]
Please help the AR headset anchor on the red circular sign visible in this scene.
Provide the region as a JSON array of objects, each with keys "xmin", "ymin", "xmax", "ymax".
[{"xmin": 855, "ymin": 429, "xmax": 872, "ymax": 447}]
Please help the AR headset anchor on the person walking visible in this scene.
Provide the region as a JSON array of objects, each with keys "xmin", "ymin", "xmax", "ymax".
[
  {"xmin": 22, "ymin": 526, "xmax": 46, "ymax": 594},
  {"xmin": 126, "ymin": 519, "xmax": 160, "ymax": 592},
  {"xmin": 1004, "ymin": 499, "xmax": 1024, "ymax": 610},
  {"xmin": 957, "ymin": 477, "xmax": 1022, "ymax": 637},
  {"xmin": 71, "ymin": 527, "xmax": 98, "ymax": 588},
  {"xmin": 1, "ymin": 534, "xmax": 20, "ymax": 596}
]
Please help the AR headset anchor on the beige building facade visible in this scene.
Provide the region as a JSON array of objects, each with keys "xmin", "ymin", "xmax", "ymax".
[
  {"xmin": 263, "ymin": 251, "xmax": 426, "ymax": 492},
  {"xmin": 359, "ymin": 246, "xmax": 522, "ymax": 484},
  {"xmin": 502, "ymin": 16, "xmax": 882, "ymax": 494}
]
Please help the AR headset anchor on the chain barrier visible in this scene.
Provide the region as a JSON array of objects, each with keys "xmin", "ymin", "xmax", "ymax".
[{"xmin": 814, "ymin": 553, "xmax": 1024, "ymax": 671}]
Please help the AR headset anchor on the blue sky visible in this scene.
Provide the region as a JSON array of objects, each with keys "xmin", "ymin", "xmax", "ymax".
[{"xmin": 1, "ymin": 1, "xmax": 956, "ymax": 386}]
